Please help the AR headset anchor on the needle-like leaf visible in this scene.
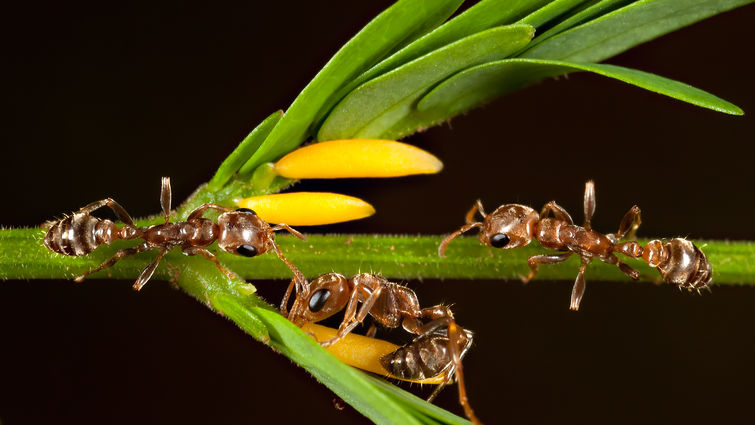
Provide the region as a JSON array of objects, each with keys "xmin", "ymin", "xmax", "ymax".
[
  {"xmin": 416, "ymin": 58, "xmax": 743, "ymax": 118},
  {"xmin": 520, "ymin": 0, "xmax": 755, "ymax": 62}
]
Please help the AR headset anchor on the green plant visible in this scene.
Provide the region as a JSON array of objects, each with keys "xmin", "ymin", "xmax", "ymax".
[{"xmin": 2, "ymin": 1, "xmax": 754, "ymax": 424}]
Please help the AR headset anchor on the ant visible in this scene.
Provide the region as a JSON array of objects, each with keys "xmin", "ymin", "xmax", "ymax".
[
  {"xmin": 439, "ymin": 181, "xmax": 712, "ymax": 310},
  {"xmin": 43, "ymin": 177, "xmax": 307, "ymax": 292},
  {"xmin": 283, "ymin": 272, "xmax": 481, "ymax": 425}
]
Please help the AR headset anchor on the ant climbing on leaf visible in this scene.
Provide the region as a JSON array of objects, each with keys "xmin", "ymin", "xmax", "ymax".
[
  {"xmin": 439, "ymin": 181, "xmax": 712, "ymax": 310},
  {"xmin": 43, "ymin": 177, "xmax": 307, "ymax": 292}
]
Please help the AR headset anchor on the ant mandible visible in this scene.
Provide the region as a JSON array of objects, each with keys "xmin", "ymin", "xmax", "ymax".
[
  {"xmin": 439, "ymin": 181, "xmax": 712, "ymax": 310},
  {"xmin": 283, "ymin": 272, "xmax": 481, "ymax": 425},
  {"xmin": 43, "ymin": 177, "xmax": 307, "ymax": 292}
]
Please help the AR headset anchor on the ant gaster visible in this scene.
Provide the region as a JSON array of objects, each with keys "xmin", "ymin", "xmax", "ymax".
[
  {"xmin": 439, "ymin": 181, "xmax": 712, "ymax": 310},
  {"xmin": 283, "ymin": 272, "xmax": 481, "ymax": 425},
  {"xmin": 43, "ymin": 177, "xmax": 307, "ymax": 291}
]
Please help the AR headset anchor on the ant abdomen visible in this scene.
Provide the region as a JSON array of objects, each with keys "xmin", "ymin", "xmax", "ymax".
[
  {"xmin": 380, "ymin": 328, "xmax": 473, "ymax": 381},
  {"xmin": 644, "ymin": 238, "xmax": 712, "ymax": 290},
  {"xmin": 43, "ymin": 215, "xmax": 119, "ymax": 257}
]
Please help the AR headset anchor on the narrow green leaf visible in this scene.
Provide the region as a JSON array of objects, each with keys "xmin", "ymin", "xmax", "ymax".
[
  {"xmin": 250, "ymin": 307, "xmax": 429, "ymax": 425},
  {"xmin": 365, "ymin": 375, "xmax": 473, "ymax": 425},
  {"xmin": 417, "ymin": 58, "xmax": 743, "ymax": 116},
  {"xmin": 521, "ymin": 0, "xmax": 755, "ymax": 62},
  {"xmin": 317, "ymin": 24, "xmax": 536, "ymax": 141},
  {"xmin": 525, "ymin": 0, "xmax": 635, "ymax": 49},
  {"xmin": 210, "ymin": 293, "xmax": 270, "ymax": 342},
  {"xmin": 208, "ymin": 110, "xmax": 283, "ymax": 190},
  {"xmin": 325, "ymin": 0, "xmax": 550, "ymax": 113},
  {"xmin": 517, "ymin": 0, "xmax": 591, "ymax": 28},
  {"xmin": 237, "ymin": 0, "xmax": 464, "ymax": 176}
]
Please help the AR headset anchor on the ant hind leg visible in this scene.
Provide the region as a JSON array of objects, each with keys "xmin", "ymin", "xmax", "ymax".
[{"xmin": 74, "ymin": 241, "xmax": 150, "ymax": 282}]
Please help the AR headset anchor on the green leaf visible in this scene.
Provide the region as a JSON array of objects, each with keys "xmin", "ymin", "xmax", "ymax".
[
  {"xmin": 517, "ymin": 0, "xmax": 591, "ymax": 28},
  {"xmin": 250, "ymin": 307, "xmax": 441, "ymax": 425},
  {"xmin": 325, "ymin": 0, "xmax": 550, "ymax": 112},
  {"xmin": 524, "ymin": 0, "xmax": 635, "ymax": 49},
  {"xmin": 417, "ymin": 58, "xmax": 744, "ymax": 118},
  {"xmin": 208, "ymin": 110, "xmax": 283, "ymax": 190},
  {"xmin": 237, "ymin": 0, "xmax": 464, "ymax": 176},
  {"xmin": 521, "ymin": 0, "xmax": 755, "ymax": 62},
  {"xmin": 365, "ymin": 375, "xmax": 473, "ymax": 425},
  {"xmin": 317, "ymin": 24, "xmax": 536, "ymax": 141}
]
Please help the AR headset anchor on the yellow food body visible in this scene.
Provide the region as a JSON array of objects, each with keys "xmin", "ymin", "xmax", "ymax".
[
  {"xmin": 274, "ymin": 139, "xmax": 443, "ymax": 178},
  {"xmin": 236, "ymin": 192, "xmax": 375, "ymax": 225},
  {"xmin": 302, "ymin": 323, "xmax": 446, "ymax": 385}
]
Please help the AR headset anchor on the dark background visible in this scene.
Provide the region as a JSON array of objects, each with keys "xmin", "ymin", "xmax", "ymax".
[{"xmin": 2, "ymin": 1, "xmax": 754, "ymax": 424}]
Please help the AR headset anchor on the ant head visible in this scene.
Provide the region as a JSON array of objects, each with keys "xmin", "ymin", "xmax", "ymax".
[
  {"xmin": 481, "ymin": 204, "xmax": 538, "ymax": 249},
  {"xmin": 217, "ymin": 208, "xmax": 270, "ymax": 257},
  {"xmin": 300, "ymin": 273, "xmax": 351, "ymax": 322}
]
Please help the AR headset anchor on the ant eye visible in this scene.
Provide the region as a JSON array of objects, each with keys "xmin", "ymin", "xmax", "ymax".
[
  {"xmin": 308, "ymin": 289, "xmax": 331, "ymax": 313},
  {"xmin": 236, "ymin": 244, "xmax": 258, "ymax": 257},
  {"xmin": 490, "ymin": 233, "xmax": 510, "ymax": 248},
  {"xmin": 235, "ymin": 208, "xmax": 257, "ymax": 215}
]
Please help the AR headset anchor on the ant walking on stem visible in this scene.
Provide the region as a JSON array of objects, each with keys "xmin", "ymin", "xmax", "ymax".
[
  {"xmin": 283, "ymin": 272, "xmax": 482, "ymax": 425},
  {"xmin": 439, "ymin": 181, "xmax": 712, "ymax": 310},
  {"xmin": 43, "ymin": 177, "xmax": 307, "ymax": 292}
]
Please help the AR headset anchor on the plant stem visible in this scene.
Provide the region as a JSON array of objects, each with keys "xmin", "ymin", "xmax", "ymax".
[{"xmin": 2, "ymin": 228, "xmax": 752, "ymax": 284}]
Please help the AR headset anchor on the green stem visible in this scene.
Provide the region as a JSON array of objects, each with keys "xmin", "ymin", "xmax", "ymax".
[{"xmin": 2, "ymin": 228, "xmax": 752, "ymax": 284}]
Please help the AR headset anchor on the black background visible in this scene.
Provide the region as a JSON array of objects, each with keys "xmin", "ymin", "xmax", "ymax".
[{"xmin": 2, "ymin": 1, "xmax": 754, "ymax": 424}]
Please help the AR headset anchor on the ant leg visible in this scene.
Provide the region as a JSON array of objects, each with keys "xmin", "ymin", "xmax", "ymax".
[
  {"xmin": 280, "ymin": 276, "xmax": 297, "ymax": 318},
  {"xmin": 583, "ymin": 180, "xmax": 596, "ymax": 230},
  {"xmin": 160, "ymin": 177, "xmax": 171, "ymax": 223},
  {"xmin": 438, "ymin": 222, "xmax": 482, "ymax": 257},
  {"xmin": 271, "ymin": 223, "xmax": 306, "ymax": 241},
  {"xmin": 61, "ymin": 198, "xmax": 135, "ymax": 226},
  {"xmin": 133, "ymin": 247, "xmax": 168, "ymax": 291},
  {"xmin": 365, "ymin": 323, "xmax": 378, "ymax": 338},
  {"xmin": 570, "ymin": 257, "xmax": 591, "ymax": 311},
  {"xmin": 321, "ymin": 280, "xmax": 384, "ymax": 347},
  {"xmin": 465, "ymin": 200, "xmax": 487, "ymax": 224},
  {"xmin": 186, "ymin": 204, "xmax": 231, "ymax": 221},
  {"xmin": 522, "ymin": 252, "xmax": 572, "ymax": 283},
  {"xmin": 540, "ymin": 201, "xmax": 573, "ymax": 224},
  {"xmin": 447, "ymin": 321, "xmax": 482, "ymax": 425},
  {"xmin": 74, "ymin": 241, "xmax": 150, "ymax": 282},
  {"xmin": 182, "ymin": 246, "xmax": 235, "ymax": 280},
  {"xmin": 267, "ymin": 237, "xmax": 307, "ymax": 298},
  {"xmin": 615, "ymin": 205, "xmax": 642, "ymax": 241},
  {"xmin": 602, "ymin": 253, "xmax": 640, "ymax": 280}
]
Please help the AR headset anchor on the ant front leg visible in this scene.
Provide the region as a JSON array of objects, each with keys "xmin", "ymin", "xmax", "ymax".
[
  {"xmin": 540, "ymin": 201, "xmax": 573, "ymax": 224},
  {"xmin": 270, "ymin": 223, "xmax": 306, "ymax": 241},
  {"xmin": 74, "ymin": 241, "xmax": 150, "ymax": 282},
  {"xmin": 182, "ymin": 246, "xmax": 235, "ymax": 280},
  {"xmin": 438, "ymin": 222, "xmax": 482, "ymax": 257},
  {"xmin": 522, "ymin": 252, "xmax": 572, "ymax": 283},
  {"xmin": 321, "ymin": 282, "xmax": 384, "ymax": 347},
  {"xmin": 570, "ymin": 257, "xmax": 591, "ymax": 311},
  {"xmin": 186, "ymin": 203, "xmax": 231, "ymax": 221}
]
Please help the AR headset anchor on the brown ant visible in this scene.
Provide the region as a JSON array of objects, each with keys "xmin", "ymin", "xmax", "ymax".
[
  {"xmin": 43, "ymin": 177, "xmax": 306, "ymax": 291},
  {"xmin": 439, "ymin": 181, "xmax": 712, "ymax": 310},
  {"xmin": 283, "ymin": 272, "xmax": 481, "ymax": 425}
]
